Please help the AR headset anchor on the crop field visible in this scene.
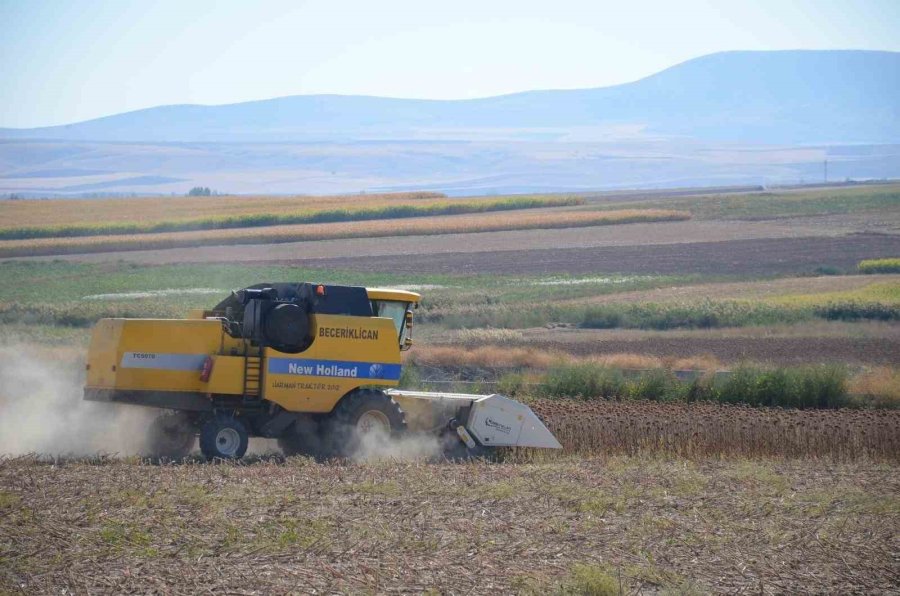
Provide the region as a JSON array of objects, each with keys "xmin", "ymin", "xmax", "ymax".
[
  {"xmin": 0, "ymin": 191, "xmax": 448, "ymax": 228},
  {"xmin": 860, "ymin": 257, "xmax": 900, "ymax": 273},
  {"xmin": 499, "ymin": 325, "xmax": 900, "ymax": 367},
  {"xmin": 1, "ymin": 456, "xmax": 898, "ymax": 594},
  {"xmin": 606, "ymin": 183, "xmax": 900, "ymax": 220},
  {"xmin": 0, "ymin": 208, "xmax": 690, "ymax": 258},
  {"xmin": 1, "ymin": 183, "xmax": 899, "ymax": 594},
  {"xmin": 0, "ymin": 195, "xmax": 587, "ymax": 240},
  {"xmin": 529, "ymin": 399, "xmax": 900, "ymax": 459}
]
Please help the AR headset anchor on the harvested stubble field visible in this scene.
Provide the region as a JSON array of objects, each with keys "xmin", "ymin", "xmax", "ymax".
[
  {"xmin": 1, "ymin": 456, "xmax": 898, "ymax": 594},
  {"xmin": 0, "ymin": 208, "xmax": 689, "ymax": 258}
]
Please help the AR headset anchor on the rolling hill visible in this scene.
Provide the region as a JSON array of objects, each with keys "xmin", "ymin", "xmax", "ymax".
[
  {"xmin": 1, "ymin": 50, "xmax": 898, "ymax": 195},
  {"xmin": 3, "ymin": 50, "xmax": 898, "ymax": 145}
]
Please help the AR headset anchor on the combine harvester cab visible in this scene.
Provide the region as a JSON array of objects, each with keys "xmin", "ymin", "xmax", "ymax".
[{"xmin": 84, "ymin": 282, "xmax": 560, "ymax": 460}]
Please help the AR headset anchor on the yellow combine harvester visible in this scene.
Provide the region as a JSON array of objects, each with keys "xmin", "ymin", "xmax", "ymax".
[{"xmin": 84, "ymin": 282, "xmax": 560, "ymax": 459}]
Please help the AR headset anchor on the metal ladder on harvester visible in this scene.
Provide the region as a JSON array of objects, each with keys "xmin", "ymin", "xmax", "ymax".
[{"xmin": 243, "ymin": 349, "xmax": 262, "ymax": 402}]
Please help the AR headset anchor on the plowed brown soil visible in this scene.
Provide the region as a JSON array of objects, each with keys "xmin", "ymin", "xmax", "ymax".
[{"xmin": 285, "ymin": 233, "xmax": 900, "ymax": 276}]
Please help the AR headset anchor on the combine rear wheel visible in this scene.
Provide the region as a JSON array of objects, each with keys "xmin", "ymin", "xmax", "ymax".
[
  {"xmin": 199, "ymin": 416, "xmax": 249, "ymax": 460},
  {"xmin": 324, "ymin": 389, "xmax": 407, "ymax": 458},
  {"xmin": 146, "ymin": 411, "xmax": 195, "ymax": 459}
]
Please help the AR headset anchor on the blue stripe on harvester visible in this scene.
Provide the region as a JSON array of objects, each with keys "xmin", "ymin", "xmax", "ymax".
[{"xmin": 268, "ymin": 357, "xmax": 401, "ymax": 381}]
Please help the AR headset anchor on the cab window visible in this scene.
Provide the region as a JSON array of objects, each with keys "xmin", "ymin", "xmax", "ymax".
[{"xmin": 371, "ymin": 300, "xmax": 409, "ymax": 343}]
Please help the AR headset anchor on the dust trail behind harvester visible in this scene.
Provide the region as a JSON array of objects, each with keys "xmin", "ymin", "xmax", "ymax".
[
  {"xmin": 351, "ymin": 426, "xmax": 442, "ymax": 462},
  {"xmin": 0, "ymin": 345, "xmax": 155, "ymax": 456}
]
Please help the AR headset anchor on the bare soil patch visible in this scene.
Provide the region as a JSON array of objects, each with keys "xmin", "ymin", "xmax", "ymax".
[
  {"xmin": 1, "ymin": 456, "xmax": 897, "ymax": 594},
  {"xmin": 284, "ymin": 233, "xmax": 900, "ymax": 277}
]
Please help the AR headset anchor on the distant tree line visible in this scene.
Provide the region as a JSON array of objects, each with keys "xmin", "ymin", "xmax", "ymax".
[{"xmin": 187, "ymin": 186, "xmax": 215, "ymax": 196}]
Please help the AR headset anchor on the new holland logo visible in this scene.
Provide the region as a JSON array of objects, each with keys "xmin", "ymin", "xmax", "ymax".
[{"xmin": 485, "ymin": 417, "xmax": 512, "ymax": 435}]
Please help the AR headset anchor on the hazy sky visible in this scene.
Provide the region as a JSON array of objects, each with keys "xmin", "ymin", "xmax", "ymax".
[{"xmin": 2, "ymin": 0, "xmax": 898, "ymax": 128}]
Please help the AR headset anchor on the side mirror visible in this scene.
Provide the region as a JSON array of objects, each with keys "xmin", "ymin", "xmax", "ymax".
[{"xmin": 402, "ymin": 309, "xmax": 414, "ymax": 351}]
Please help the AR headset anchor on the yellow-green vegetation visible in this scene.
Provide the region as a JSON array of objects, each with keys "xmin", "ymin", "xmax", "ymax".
[
  {"xmin": 765, "ymin": 281, "xmax": 900, "ymax": 306},
  {"xmin": 0, "ymin": 208, "xmax": 690, "ymax": 257},
  {"xmin": 425, "ymin": 296, "xmax": 898, "ymax": 331},
  {"xmin": 859, "ymin": 258, "xmax": 900, "ymax": 274},
  {"xmin": 535, "ymin": 361, "xmax": 853, "ymax": 409},
  {"xmin": 558, "ymin": 563, "xmax": 623, "ymax": 595},
  {"xmin": 620, "ymin": 183, "xmax": 900, "ymax": 220}
]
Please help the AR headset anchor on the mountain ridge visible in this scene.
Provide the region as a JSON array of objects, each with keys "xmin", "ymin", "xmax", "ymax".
[{"xmin": 3, "ymin": 50, "xmax": 898, "ymax": 145}]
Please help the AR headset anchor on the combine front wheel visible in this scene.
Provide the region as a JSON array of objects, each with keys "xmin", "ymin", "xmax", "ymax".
[{"xmin": 324, "ymin": 389, "xmax": 407, "ymax": 458}]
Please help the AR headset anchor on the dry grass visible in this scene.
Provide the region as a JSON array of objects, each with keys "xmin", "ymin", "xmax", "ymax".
[
  {"xmin": 530, "ymin": 399, "xmax": 900, "ymax": 460},
  {"xmin": 409, "ymin": 345, "xmax": 566, "ymax": 369},
  {"xmin": 1, "ymin": 455, "xmax": 897, "ymax": 594},
  {"xmin": 410, "ymin": 345, "xmax": 724, "ymax": 372},
  {"xmin": 849, "ymin": 366, "xmax": 900, "ymax": 408},
  {"xmin": 0, "ymin": 191, "xmax": 446, "ymax": 228},
  {"xmin": 0, "ymin": 208, "xmax": 691, "ymax": 258}
]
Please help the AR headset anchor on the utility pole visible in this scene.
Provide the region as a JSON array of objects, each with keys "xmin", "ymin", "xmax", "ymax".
[{"xmin": 824, "ymin": 159, "xmax": 828, "ymax": 183}]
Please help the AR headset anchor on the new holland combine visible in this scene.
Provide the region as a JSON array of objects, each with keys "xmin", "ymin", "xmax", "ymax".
[{"xmin": 84, "ymin": 283, "xmax": 561, "ymax": 459}]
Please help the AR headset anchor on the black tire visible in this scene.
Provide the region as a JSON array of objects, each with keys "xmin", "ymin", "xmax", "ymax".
[
  {"xmin": 277, "ymin": 415, "xmax": 323, "ymax": 457},
  {"xmin": 323, "ymin": 389, "xmax": 407, "ymax": 458},
  {"xmin": 146, "ymin": 411, "xmax": 195, "ymax": 459},
  {"xmin": 199, "ymin": 415, "xmax": 249, "ymax": 460}
]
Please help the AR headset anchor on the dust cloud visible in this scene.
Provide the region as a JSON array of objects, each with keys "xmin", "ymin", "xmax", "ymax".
[
  {"xmin": 351, "ymin": 427, "xmax": 442, "ymax": 462},
  {"xmin": 0, "ymin": 345, "xmax": 156, "ymax": 456}
]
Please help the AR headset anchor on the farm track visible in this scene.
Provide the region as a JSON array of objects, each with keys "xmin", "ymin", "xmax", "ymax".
[{"xmin": 1, "ymin": 455, "xmax": 897, "ymax": 594}]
